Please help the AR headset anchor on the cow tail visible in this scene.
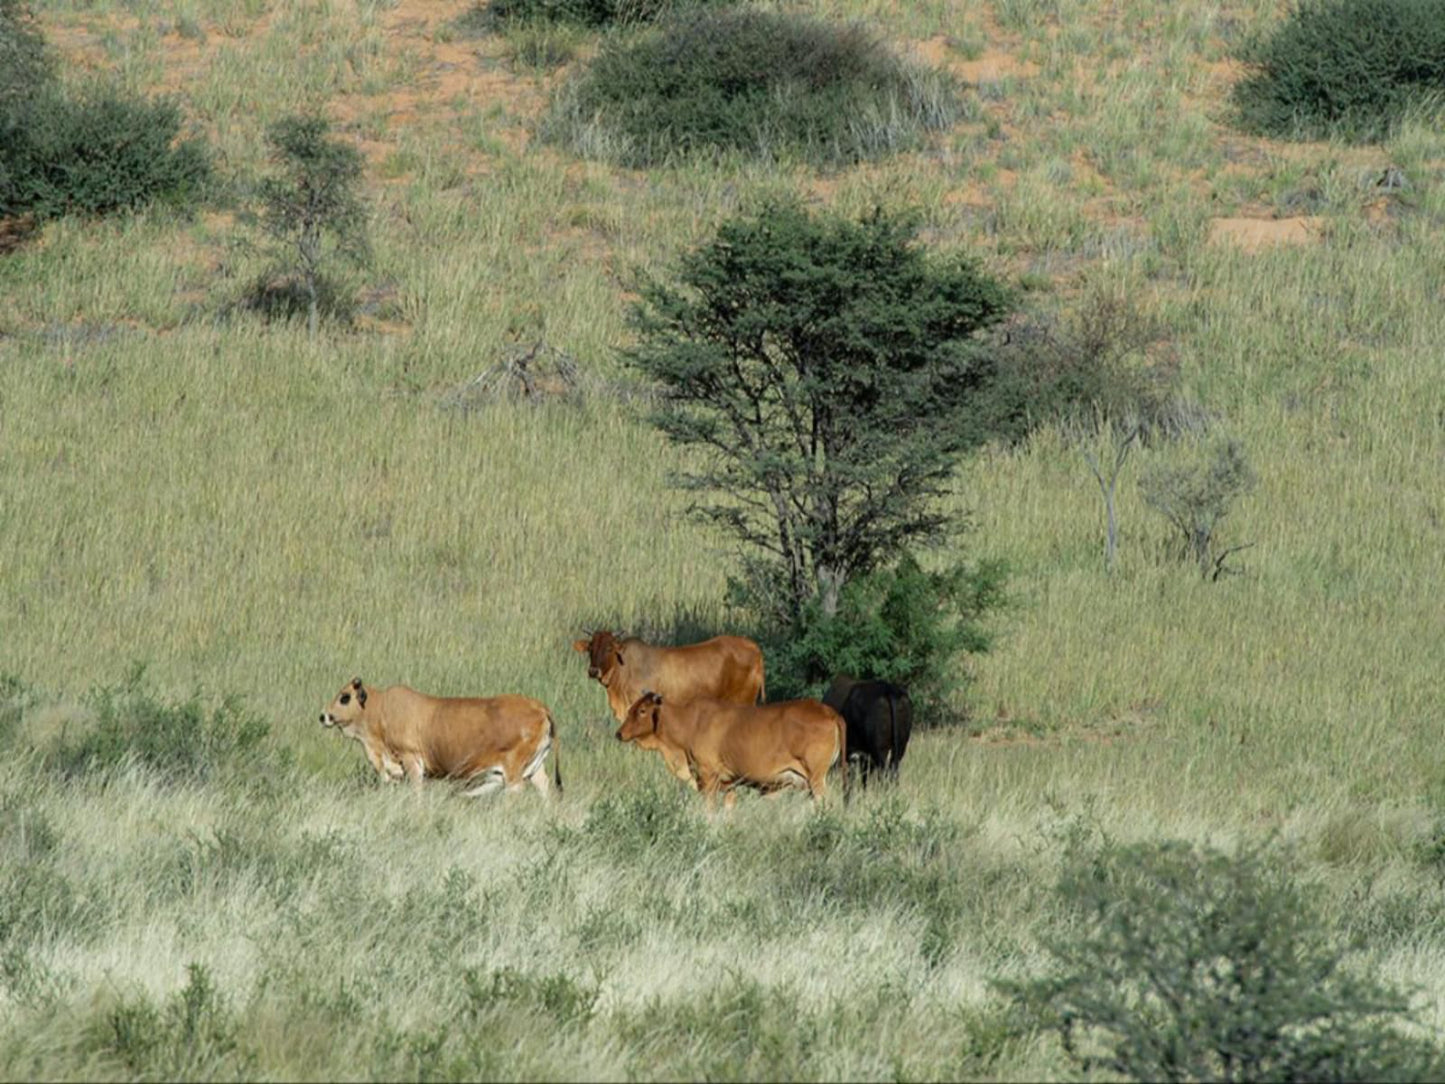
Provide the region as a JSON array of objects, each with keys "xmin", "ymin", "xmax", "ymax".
[
  {"xmin": 837, "ymin": 711, "xmax": 850, "ymax": 805},
  {"xmin": 549, "ymin": 711, "xmax": 564, "ymax": 797},
  {"xmin": 755, "ymin": 652, "xmax": 767, "ymax": 706}
]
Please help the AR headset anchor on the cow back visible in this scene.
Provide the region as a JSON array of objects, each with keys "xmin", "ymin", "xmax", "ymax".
[
  {"xmin": 621, "ymin": 635, "xmax": 764, "ymax": 710},
  {"xmin": 833, "ymin": 679, "xmax": 913, "ymax": 774},
  {"xmin": 684, "ymin": 697, "xmax": 840, "ymax": 782},
  {"xmin": 378, "ymin": 687, "xmax": 548, "ymax": 779}
]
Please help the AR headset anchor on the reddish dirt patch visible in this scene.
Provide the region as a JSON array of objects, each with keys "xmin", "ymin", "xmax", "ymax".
[
  {"xmin": 1208, "ymin": 216, "xmax": 1324, "ymax": 252},
  {"xmin": 910, "ymin": 35, "xmax": 1038, "ymax": 82}
]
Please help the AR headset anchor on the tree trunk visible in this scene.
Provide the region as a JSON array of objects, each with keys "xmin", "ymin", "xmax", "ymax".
[
  {"xmin": 306, "ymin": 272, "xmax": 318, "ymax": 341},
  {"xmin": 816, "ymin": 564, "xmax": 843, "ymax": 618}
]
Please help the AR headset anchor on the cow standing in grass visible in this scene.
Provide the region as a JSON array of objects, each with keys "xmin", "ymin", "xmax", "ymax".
[
  {"xmin": 823, "ymin": 675, "xmax": 912, "ymax": 786},
  {"xmin": 319, "ymin": 678, "xmax": 561, "ymax": 798},
  {"xmin": 616, "ymin": 691, "xmax": 846, "ymax": 812},
  {"xmin": 572, "ymin": 630, "xmax": 765, "ymax": 723}
]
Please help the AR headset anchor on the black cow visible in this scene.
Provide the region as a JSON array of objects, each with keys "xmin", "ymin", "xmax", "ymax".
[{"xmin": 822, "ymin": 675, "xmax": 912, "ymax": 785}]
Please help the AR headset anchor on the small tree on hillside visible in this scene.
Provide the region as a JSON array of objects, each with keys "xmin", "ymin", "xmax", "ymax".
[
  {"xmin": 1141, "ymin": 436, "xmax": 1257, "ymax": 580},
  {"xmin": 988, "ymin": 282, "xmax": 1198, "ymax": 574},
  {"xmin": 252, "ymin": 114, "xmax": 370, "ymax": 337},
  {"xmin": 623, "ymin": 201, "xmax": 1013, "ymax": 629}
]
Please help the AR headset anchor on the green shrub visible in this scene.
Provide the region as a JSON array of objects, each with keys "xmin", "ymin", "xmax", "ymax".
[
  {"xmin": 1140, "ymin": 435, "xmax": 1256, "ymax": 579},
  {"xmin": 243, "ymin": 113, "xmax": 370, "ymax": 336},
  {"xmin": 0, "ymin": 84, "xmax": 211, "ymax": 221},
  {"xmin": 100, "ymin": 963, "xmax": 249, "ymax": 1079},
  {"xmin": 44, "ymin": 666, "xmax": 278, "ymax": 785},
  {"xmin": 1001, "ymin": 838, "xmax": 1445, "ymax": 1082},
  {"xmin": 1233, "ymin": 0, "xmax": 1445, "ymax": 142},
  {"xmin": 482, "ymin": 0, "xmax": 723, "ymax": 28},
  {"xmin": 741, "ymin": 554, "xmax": 1007, "ymax": 726},
  {"xmin": 541, "ymin": 8, "xmax": 963, "ymax": 166},
  {"xmin": 0, "ymin": 0, "xmax": 52, "ymax": 115}
]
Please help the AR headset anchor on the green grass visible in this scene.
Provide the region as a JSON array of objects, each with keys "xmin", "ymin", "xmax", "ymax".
[{"xmin": 4, "ymin": 0, "xmax": 1445, "ymax": 1077}]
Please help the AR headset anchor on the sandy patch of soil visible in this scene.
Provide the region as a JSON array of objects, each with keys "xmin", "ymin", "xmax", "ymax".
[
  {"xmin": 910, "ymin": 35, "xmax": 1039, "ymax": 82},
  {"xmin": 1208, "ymin": 215, "xmax": 1324, "ymax": 252}
]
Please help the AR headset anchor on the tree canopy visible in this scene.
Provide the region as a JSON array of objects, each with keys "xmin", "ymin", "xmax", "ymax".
[{"xmin": 623, "ymin": 201, "xmax": 1013, "ymax": 623}]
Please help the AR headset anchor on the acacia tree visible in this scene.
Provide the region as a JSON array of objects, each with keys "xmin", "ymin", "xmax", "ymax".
[
  {"xmin": 254, "ymin": 114, "xmax": 369, "ymax": 338},
  {"xmin": 623, "ymin": 201, "xmax": 1013, "ymax": 625}
]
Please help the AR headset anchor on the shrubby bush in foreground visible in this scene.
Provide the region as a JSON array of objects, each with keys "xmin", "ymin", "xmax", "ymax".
[
  {"xmin": 1233, "ymin": 0, "xmax": 1445, "ymax": 141},
  {"xmin": 1002, "ymin": 837, "xmax": 1445, "ymax": 1082},
  {"xmin": 542, "ymin": 8, "xmax": 963, "ymax": 166}
]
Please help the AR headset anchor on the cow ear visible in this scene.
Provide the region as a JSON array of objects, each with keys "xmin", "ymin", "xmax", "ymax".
[
  {"xmin": 615, "ymin": 650, "xmax": 625, "ymax": 667},
  {"xmin": 351, "ymin": 676, "xmax": 362, "ymax": 689},
  {"xmin": 572, "ymin": 639, "xmax": 589, "ymax": 654},
  {"xmin": 357, "ymin": 686, "xmax": 368, "ymax": 708}
]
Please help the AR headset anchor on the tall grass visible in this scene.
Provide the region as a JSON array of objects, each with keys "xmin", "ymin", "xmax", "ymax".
[{"xmin": 4, "ymin": 0, "xmax": 1445, "ymax": 1076}]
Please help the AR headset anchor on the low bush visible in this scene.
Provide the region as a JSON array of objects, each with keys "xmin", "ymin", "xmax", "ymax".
[
  {"xmin": 1140, "ymin": 435, "xmax": 1257, "ymax": 579},
  {"xmin": 100, "ymin": 964, "xmax": 250, "ymax": 1079},
  {"xmin": 482, "ymin": 0, "xmax": 724, "ymax": 28},
  {"xmin": 1233, "ymin": 0, "xmax": 1445, "ymax": 142},
  {"xmin": 0, "ymin": 0, "xmax": 51, "ymax": 114},
  {"xmin": 0, "ymin": 84, "xmax": 211, "ymax": 221},
  {"xmin": 740, "ymin": 553, "xmax": 1008, "ymax": 726},
  {"xmin": 541, "ymin": 8, "xmax": 963, "ymax": 166},
  {"xmin": 43, "ymin": 666, "xmax": 278, "ymax": 785},
  {"xmin": 1002, "ymin": 838, "xmax": 1445, "ymax": 1082}
]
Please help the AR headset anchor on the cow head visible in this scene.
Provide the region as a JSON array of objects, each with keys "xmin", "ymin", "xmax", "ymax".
[
  {"xmin": 616, "ymin": 690, "xmax": 662, "ymax": 743},
  {"xmin": 319, "ymin": 677, "xmax": 368, "ymax": 729},
  {"xmin": 573, "ymin": 630, "xmax": 625, "ymax": 685}
]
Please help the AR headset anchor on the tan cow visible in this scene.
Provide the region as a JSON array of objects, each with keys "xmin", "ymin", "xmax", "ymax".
[
  {"xmin": 616, "ymin": 691, "xmax": 847, "ymax": 811},
  {"xmin": 319, "ymin": 678, "xmax": 561, "ymax": 798},
  {"xmin": 572, "ymin": 630, "xmax": 765, "ymax": 726}
]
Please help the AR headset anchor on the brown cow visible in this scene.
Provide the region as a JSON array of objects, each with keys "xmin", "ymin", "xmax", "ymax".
[
  {"xmin": 616, "ymin": 691, "xmax": 846, "ymax": 811},
  {"xmin": 319, "ymin": 678, "xmax": 561, "ymax": 798},
  {"xmin": 572, "ymin": 630, "xmax": 766, "ymax": 726}
]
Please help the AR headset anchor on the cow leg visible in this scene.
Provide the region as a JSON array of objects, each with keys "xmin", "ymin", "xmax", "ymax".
[
  {"xmin": 528, "ymin": 766, "xmax": 552, "ymax": 798},
  {"xmin": 461, "ymin": 768, "xmax": 506, "ymax": 798},
  {"xmin": 722, "ymin": 788, "xmax": 738, "ymax": 815},
  {"xmin": 807, "ymin": 763, "xmax": 829, "ymax": 803},
  {"xmin": 364, "ymin": 742, "xmax": 397, "ymax": 783},
  {"xmin": 697, "ymin": 772, "xmax": 722, "ymax": 816},
  {"xmin": 401, "ymin": 753, "xmax": 426, "ymax": 789}
]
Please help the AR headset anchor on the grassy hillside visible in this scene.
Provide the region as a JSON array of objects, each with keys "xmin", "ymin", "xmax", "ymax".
[{"xmin": 2, "ymin": 0, "xmax": 1445, "ymax": 1078}]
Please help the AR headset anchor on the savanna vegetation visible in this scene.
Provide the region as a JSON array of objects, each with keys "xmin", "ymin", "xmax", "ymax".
[{"xmin": 2, "ymin": 0, "xmax": 1445, "ymax": 1079}]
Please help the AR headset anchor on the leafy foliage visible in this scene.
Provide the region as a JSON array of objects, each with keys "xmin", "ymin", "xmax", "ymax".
[
  {"xmin": 1140, "ymin": 436, "xmax": 1256, "ymax": 579},
  {"xmin": 0, "ymin": 0, "xmax": 51, "ymax": 116},
  {"xmin": 101, "ymin": 964, "xmax": 249, "ymax": 1079},
  {"xmin": 624, "ymin": 200, "xmax": 1013, "ymax": 625},
  {"xmin": 247, "ymin": 114, "xmax": 370, "ymax": 335},
  {"xmin": 482, "ymin": 0, "xmax": 724, "ymax": 28},
  {"xmin": 1233, "ymin": 0, "xmax": 1445, "ymax": 141},
  {"xmin": 746, "ymin": 553, "xmax": 1007, "ymax": 724},
  {"xmin": 1003, "ymin": 838, "xmax": 1445, "ymax": 1082},
  {"xmin": 0, "ymin": 84, "xmax": 211, "ymax": 221},
  {"xmin": 43, "ymin": 665, "xmax": 278, "ymax": 785},
  {"xmin": 542, "ymin": 7, "xmax": 963, "ymax": 166}
]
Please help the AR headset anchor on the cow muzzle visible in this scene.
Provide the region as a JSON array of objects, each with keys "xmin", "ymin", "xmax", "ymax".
[
  {"xmin": 319, "ymin": 712, "xmax": 334, "ymax": 727},
  {"xmin": 588, "ymin": 667, "xmax": 600, "ymax": 679}
]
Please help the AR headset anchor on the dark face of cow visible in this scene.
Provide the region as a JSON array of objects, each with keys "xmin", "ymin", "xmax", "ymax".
[
  {"xmin": 319, "ymin": 677, "xmax": 368, "ymax": 729},
  {"xmin": 572, "ymin": 631, "xmax": 624, "ymax": 684},
  {"xmin": 616, "ymin": 691, "xmax": 662, "ymax": 743}
]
